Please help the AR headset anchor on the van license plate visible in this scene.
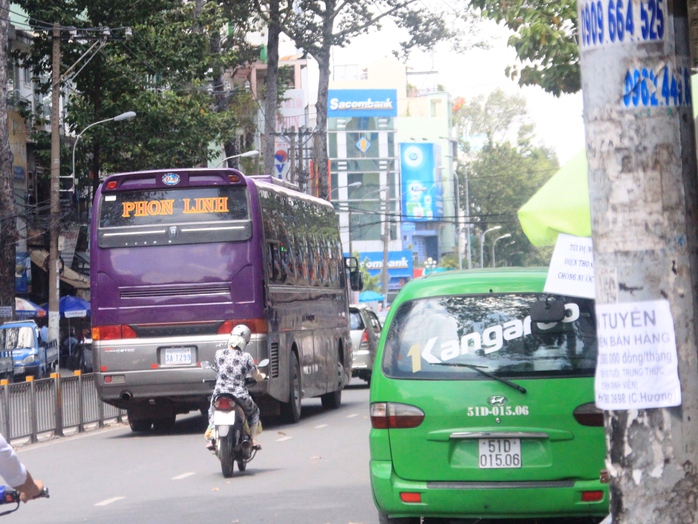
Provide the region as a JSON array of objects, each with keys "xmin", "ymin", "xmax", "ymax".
[
  {"xmin": 478, "ymin": 438, "xmax": 521, "ymax": 468},
  {"xmin": 164, "ymin": 347, "xmax": 193, "ymax": 366}
]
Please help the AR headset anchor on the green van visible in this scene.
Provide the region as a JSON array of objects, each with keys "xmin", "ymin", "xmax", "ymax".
[{"xmin": 369, "ymin": 268, "xmax": 608, "ymax": 523}]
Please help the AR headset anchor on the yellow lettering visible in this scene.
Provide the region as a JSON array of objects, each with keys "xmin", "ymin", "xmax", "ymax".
[
  {"xmin": 216, "ymin": 197, "xmax": 229, "ymax": 212},
  {"xmin": 183, "ymin": 199, "xmax": 193, "ymax": 213},
  {"xmin": 122, "ymin": 202, "xmax": 135, "ymax": 217},
  {"xmin": 134, "ymin": 201, "xmax": 148, "ymax": 216},
  {"xmin": 120, "ymin": 199, "xmax": 175, "ymax": 218}
]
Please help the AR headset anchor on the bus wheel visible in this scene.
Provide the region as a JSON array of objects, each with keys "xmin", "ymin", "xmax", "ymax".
[
  {"xmin": 281, "ymin": 352, "xmax": 301, "ymax": 424},
  {"xmin": 129, "ymin": 419, "xmax": 152, "ymax": 432},
  {"xmin": 321, "ymin": 388, "xmax": 341, "ymax": 409},
  {"xmin": 321, "ymin": 358, "xmax": 343, "ymax": 409}
]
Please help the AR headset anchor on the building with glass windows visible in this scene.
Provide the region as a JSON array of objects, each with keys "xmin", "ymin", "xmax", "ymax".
[{"xmin": 328, "ymin": 57, "xmax": 460, "ymax": 300}]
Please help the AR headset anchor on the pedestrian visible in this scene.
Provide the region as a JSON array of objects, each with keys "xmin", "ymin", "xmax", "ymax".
[
  {"xmin": 0, "ymin": 433, "xmax": 44, "ymax": 502},
  {"xmin": 38, "ymin": 320, "xmax": 48, "ymax": 348}
]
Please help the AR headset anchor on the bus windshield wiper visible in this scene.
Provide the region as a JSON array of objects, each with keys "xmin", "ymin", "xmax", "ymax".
[{"xmin": 435, "ymin": 362, "xmax": 527, "ymax": 394}]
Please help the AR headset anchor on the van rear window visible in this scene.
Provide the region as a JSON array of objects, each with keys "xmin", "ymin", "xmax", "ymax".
[{"xmin": 382, "ymin": 293, "xmax": 597, "ymax": 379}]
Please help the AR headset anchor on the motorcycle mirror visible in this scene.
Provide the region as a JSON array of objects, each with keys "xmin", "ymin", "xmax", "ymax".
[
  {"xmin": 200, "ymin": 361, "xmax": 212, "ymax": 369},
  {"xmin": 257, "ymin": 358, "xmax": 270, "ymax": 367}
]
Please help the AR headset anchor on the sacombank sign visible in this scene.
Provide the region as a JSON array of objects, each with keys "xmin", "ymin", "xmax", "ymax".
[{"xmin": 328, "ymin": 89, "xmax": 398, "ymax": 118}]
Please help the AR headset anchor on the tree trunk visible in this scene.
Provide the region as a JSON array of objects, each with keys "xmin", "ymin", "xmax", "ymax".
[
  {"xmin": 262, "ymin": 0, "xmax": 280, "ymax": 177},
  {"xmin": 312, "ymin": 0, "xmax": 335, "ymax": 201},
  {"xmin": 313, "ymin": 43, "xmax": 331, "ymax": 200},
  {"xmin": 579, "ymin": 1, "xmax": 698, "ymax": 521},
  {"xmin": 0, "ymin": 0, "xmax": 15, "ymax": 317}
]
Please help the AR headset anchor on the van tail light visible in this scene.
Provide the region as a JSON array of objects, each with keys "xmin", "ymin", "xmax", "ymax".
[
  {"xmin": 371, "ymin": 402, "xmax": 425, "ymax": 429},
  {"xmin": 573, "ymin": 402, "xmax": 604, "ymax": 427},
  {"xmin": 217, "ymin": 318, "xmax": 268, "ymax": 335},
  {"xmin": 581, "ymin": 490, "xmax": 604, "ymax": 502},
  {"xmin": 93, "ymin": 325, "xmax": 138, "ymax": 341}
]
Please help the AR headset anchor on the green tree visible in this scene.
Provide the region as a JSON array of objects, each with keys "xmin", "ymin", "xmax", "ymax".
[
  {"xmin": 469, "ymin": 0, "xmax": 579, "ymax": 95},
  {"xmin": 456, "ymin": 89, "xmax": 559, "ymax": 267},
  {"xmin": 16, "ymin": 0, "xmax": 257, "ymax": 197}
]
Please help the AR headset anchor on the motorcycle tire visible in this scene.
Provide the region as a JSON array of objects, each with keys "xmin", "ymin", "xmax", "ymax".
[
  {"xmin": 237, "ymin": 459, "xmax": 247, "ymax": 472},
  {"xmin": 219, "ymin": 432, "xmax": 235, "ymax": 478}
]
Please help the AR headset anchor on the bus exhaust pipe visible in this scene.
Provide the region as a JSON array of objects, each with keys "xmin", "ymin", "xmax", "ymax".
[{"xmin": 120, "ymin": 391, "xmax": 133, "ymax": 401}]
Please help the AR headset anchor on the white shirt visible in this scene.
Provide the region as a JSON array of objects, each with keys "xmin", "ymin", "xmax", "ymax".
[{"xmin": 0, "ymin": 434, "xmax": 27, "ymax": 487}]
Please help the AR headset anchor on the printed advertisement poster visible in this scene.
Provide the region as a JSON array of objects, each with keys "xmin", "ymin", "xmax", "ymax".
[
  {"xmin": 400, "ymin": 143, "xmax": 443, "ymax": 221},
  {"xmin": 594, "ymin": 299, "xmax": 681, "ymax": 410}
]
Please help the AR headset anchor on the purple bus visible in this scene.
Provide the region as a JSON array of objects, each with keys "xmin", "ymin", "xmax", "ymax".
[{"xmin": 90, "ymin": 168, "xmax": 361, "ymax": 431}]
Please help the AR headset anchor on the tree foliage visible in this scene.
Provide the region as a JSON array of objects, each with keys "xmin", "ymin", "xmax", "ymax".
[
  {"xmin": 15, "ymin": 0, "xmax": 258, "ymax": 195},
  {"xmin": 455, "ymin": 89, "xmax": 559, "ymax": 267},
  {"xmin": 469, "ymin": 0, "xmax": 579, "ymax": 96}
]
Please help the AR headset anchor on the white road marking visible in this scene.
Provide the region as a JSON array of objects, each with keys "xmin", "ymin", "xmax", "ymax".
[
  {"xmin": 314, "ymin": 424, "xmax": 328, "ymax": 429},
  {"xmin": 276, "ymin": 436, "xmax": 292, "ymax": 442},
  {"xmin": 172, "ymin": 472, "xmax": 196, "ymax": 480},
  {"xmin": 95, "ymin": 496, "xmax": 125, "ymax": 506},
  {"xmin": 347, "ymin": 414, "xmax": 359, "ymax": 418}
]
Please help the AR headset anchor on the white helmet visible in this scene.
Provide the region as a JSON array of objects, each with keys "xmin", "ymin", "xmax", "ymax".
[{"xmin": 228, "ymin": 324, "xmax": 251, "ymax": 349}]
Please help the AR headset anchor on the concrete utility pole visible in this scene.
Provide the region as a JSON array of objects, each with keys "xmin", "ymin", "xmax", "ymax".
[
  {"xmin": 381, "ymin": 182, "xmax": 390, "ymax": 311},
  {"xmin": 48, "ymin": 22, "xmax": 60, "ymax": 346},
  {"xmin": 578, "ymin": 1, "xmax": 698, "ymax": 521}
]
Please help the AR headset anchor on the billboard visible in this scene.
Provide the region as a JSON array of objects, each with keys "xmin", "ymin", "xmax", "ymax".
[
  {"xmin": 400, "ymin": 143, "xmax": 443, "ymax": 221},
  {"xmin": 328, "ymin": 89, "xmax": 398, "ymax": 118}
]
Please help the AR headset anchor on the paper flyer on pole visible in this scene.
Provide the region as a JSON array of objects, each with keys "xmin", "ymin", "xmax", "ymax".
[{"xmin": 594, "ymin": 299, "xmax": 681, "ymax": 410}]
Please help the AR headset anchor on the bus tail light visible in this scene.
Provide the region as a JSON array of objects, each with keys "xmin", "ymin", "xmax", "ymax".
[
  {"xmin": 93, "ymin": 325, "xmax": 138, "ymax": 340},
  {"xmin": 370, "ymin": 402, "xmax": 425, "ymax": 429},
  {"xmin": 573, "ymin": 402, "xmax": 604, "ymax": 427},
  {"xmin": 218, "ymin": 319, "xmax": 268, "ymax": 335}
]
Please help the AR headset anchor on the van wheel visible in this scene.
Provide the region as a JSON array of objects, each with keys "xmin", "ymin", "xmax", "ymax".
[
  {"xmin": 378, "ymin": 511, "xmax": 419, "ymax": 524},
  {"xmin": 280, "ymin": 352, "xmax": 301, "ymax": 424}
]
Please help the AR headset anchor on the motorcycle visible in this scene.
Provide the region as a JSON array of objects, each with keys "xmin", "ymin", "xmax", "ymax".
[
  {"xmin": 202, "ymin": 358, "xmax": 269, "ymax": 478},
  {"xmin": 0, "ymin": 486, "xmax": 49, "ymax": 516}
]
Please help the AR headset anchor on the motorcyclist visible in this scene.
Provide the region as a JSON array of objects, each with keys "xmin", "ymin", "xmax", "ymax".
[
  {"xmin": 0, "ymin": 433, "xmax": 44, "ymax": 503},
  {"xmin": 207, "ymin": 324, "xmax": 266, "ymax": 450}
]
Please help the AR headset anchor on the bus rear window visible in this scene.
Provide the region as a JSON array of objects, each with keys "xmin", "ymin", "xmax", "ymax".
[
  {"xmin": 99, "ymin": 186, "xmax": 249, "ymax": 228},
  {"xmin": 382, "ymin": 293, "xmax": 597, "ymax": 380}
]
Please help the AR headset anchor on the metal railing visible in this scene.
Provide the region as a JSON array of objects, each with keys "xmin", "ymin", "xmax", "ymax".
[{"xmin": 0, "ymin": 373, "xmax": 125, "ymax": 444}]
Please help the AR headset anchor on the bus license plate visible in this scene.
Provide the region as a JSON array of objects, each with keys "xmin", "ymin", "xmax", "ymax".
[
  {"xmin": 478, "ymin": 438, "xmax": 521, "ymax": 468},
  {"xmin": 164, "ymin": 347, "xmax": 193, "ymax": 366}
]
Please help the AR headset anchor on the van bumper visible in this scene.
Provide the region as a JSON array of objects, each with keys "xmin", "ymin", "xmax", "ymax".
[{"xmin": 370, "ymin": 460, "xmax": 609, "ymax": 520}]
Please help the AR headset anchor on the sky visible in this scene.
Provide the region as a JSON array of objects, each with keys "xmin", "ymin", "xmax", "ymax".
[{"xmin": 331, "ymin": 19, "xmax": 586, "ymax": 166}]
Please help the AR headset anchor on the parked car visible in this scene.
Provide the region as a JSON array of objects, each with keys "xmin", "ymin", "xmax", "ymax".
[
  {"xmin": 349, "ymin": 304, "xmax": 382, "ymax": 384},
  {"xmin": 0, "ymin": 320, "xmax": 59, "ymax": 380},
  {"xmin": 369, "ymin": 267, "xmax": 608, "ymax": 523}
]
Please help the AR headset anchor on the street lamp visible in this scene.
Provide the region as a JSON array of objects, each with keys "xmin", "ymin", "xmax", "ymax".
[
  {"xmin": 216, "ymin": 149, "xmax": 260, "ymax": 167},
  {"xmin": 72, "ymin": 110, "xmax": 136, "ymax": 194},
  {"xmin": 479, "ymin": 225, "xmax": 502, "ymax": 268},
  {"xmin": 491, "ymin": 233, "xmax": 512, "ymax": 268}
]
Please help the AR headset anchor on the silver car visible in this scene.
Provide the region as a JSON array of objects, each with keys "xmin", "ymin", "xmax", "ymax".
[{"xmin": 349, "ymin": 304, "xmax": 382, "ymax": 384}]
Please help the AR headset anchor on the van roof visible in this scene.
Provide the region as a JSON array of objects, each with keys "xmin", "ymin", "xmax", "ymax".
[
  {"xmin": 0, "ymin": 320, "xmax": 38, "ymax": 328},
  {"xmin": 396, "ymin": 267, "xmax": 549, "ymax": 303}
]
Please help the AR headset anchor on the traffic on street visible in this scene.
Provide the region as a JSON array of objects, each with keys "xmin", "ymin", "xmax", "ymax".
[{"xmin": 4, "ymin": 380, "xmax": 374, "ymax": 524}]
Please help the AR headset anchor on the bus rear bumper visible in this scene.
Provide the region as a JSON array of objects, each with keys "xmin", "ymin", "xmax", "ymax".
[{"xmin": 97, "ymin": 368, "xmax": 269, "ymax": 409}]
